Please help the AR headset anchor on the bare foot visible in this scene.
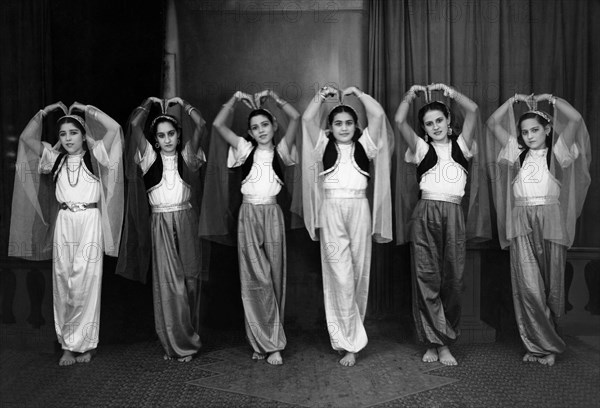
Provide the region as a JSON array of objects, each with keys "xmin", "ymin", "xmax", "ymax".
[
  {"xmin": 537, "ymin": 354, "xmax": 555, "ymax": 366},
  {"xmin": 522, "ymin": 353, "xmax": 538, "ymax": 363},
  {"xmin": 75, "ymin": 350, "xmax": 95, "ymax": 364},
  {"xmin": 437, "ymin": 346, "xmax": 457, "ymax": 366},
  {"xmin": 267, "ymin": 351, "xmax": 283, "ymax": 365},
  {"xmin": 422, "ymin": 348, "xmax": 439, "ymax": 363},
  {"xmin": 59, "ymin": 350, "xmax": 76, "ymax": 366},
  {"xmin": 177, "ymin": 355, "xmax": 193, "ymax": 363},
  {"xmin": 252, "ymin": 352, "xmax": 265, "ymax": 360},
  {"xmin": 339, "ymin": 352, "xmax": 356, "ymax": 367}
]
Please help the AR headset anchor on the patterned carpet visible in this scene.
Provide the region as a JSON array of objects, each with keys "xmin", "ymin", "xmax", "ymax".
[
  {"xmin": 1, "ymin": 325, "xmax": 599, "ymax": 407},
  {"xmin": 188, "ymin": 334, "xmax": 456, "ymax": 407}
]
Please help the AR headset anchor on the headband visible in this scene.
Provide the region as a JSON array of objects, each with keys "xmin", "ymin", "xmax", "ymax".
[
  {"xmin": 250, "ymin": 108, "xmax": 276, "ymax": 121},
  {"xmin": 58, "ymin": 114, "xmax": 86, "ymax": 128},
  {"xmin": 328, "ymin": 104, "xmax": 359, "ymax": 120},
  {"xmin": 151, "ymin": 114, "xmax": 180, "ymax": 131},
  {"xmin": 524, "ymin": 110, "xmax": 553, "ymax": 124}
]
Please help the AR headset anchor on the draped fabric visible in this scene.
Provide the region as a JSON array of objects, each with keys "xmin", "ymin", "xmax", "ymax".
[
  {"xmin": 301, "ymin": 95, "xmax": 394, "ymax": 244},
  {"xmin": 115, "ymin": 102, "xmax": 206, "ymax": 283},
  {"xmin": 485, "ymin": 100, "xmax": 591, "ymax": 249},
  {"xmin": 198, "ymin": 99, "xmax": 301, "ymax": 246},
  {"xmin": 1, "ymin": 0, "xmax": 52, "ymax": 258},
  {"xmin": 1, "ymin": 0, "xmax": 164, "ymax": 260},
  {"xmin": 9, "ymin": 107, "xmax": 124, "ymax": 260},
  {"xmin": 367, "ymin": 0, "xmax": 600, "ymax": 248}
]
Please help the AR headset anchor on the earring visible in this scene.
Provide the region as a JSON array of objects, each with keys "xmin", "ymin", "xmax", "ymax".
[
  {"xmin": 155, "ymin": 142, "xmax": 160, "ymax": 149},
  {"xmin": 425, "ymin": 135, "xmax": 429, "ymax": 142},
  {"xmin": 448, "ymin": 126, "xmax": 453, "ymax": 136},
  {"xmin": 177, "ymin": 139, "xmax": 181, "ymax": 145}
]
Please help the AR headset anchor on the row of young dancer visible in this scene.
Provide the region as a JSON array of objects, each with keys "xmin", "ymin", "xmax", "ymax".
[{"xmin": 9, "ymin": 83, "xmax": 590, "ymax": 369}]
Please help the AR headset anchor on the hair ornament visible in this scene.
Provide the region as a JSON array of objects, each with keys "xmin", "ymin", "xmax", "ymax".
[
  {"xmin": 525, "ymin": 110, "xmax": 553, "ymax": 124},
  {"xmin": 328, "ymin": 103, "xmax": 359, "ymax": 119},
  {"xmin": 151, "ymin": 114, "xmax": 180, "ymax": 131},
  {"xmin": 256, "ymin": 106, "xmax": 275, "ymax": 118},
  {"xmin": 58, "ymin": 114, "xmax": 86, "ymax": 128}
]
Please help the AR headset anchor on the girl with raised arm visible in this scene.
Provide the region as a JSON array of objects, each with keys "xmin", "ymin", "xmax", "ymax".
[
  {"xmin": 487, "ymin": 94, "xmax": 591, "ymax": 366},
  {"xmin": 395, "ymin": 83, "xmax": 486, "ymax": 366},
  {"xmin": 213, "ymin": 90, "xmax": 299, "ymax": 365},
  {"xmin": 302, "ymin": 85, "xmax": 393, "ymax": 367},
  {"xmin": 9, "ymin": 102, "xmax": 124, "ymax": 366},
  {"xmin": 117, "ymin": 97, "xmax": 206, "ymax": 362}
]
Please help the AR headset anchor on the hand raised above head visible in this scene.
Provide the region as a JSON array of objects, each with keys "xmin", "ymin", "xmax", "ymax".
[
  {"xmin": 254, "ymin": 90, "xmax": 270, "ymax": 108},
  {"xmin": 427, "ymin": 83, "xmax": 446, "ymax": 92},
  {"xmin": 341, "ymin": 86, "xmax": 364, "ymax": 97},
  {"xmin": 319, "ymin": 85, "xmax": 339, "ymax": 100},
  {"xmin": 148, "ymin": 96, "xmax": 161, "ymax": 104},
  {"xmin": 235, "ymin": 91, "xmax": 256, "ymax": 110},
  {"xmin": 411, "ymin": 84, "xmax": 428, "ymax": 94},
  {"xmin": 42, "ymin": 102, "xmax": 68, "ymax": 116},
  {"xmin": 69, "ymin": 101, "xmax": 87, "ymax": 114},
  {"xmin": 533, "ymin": 93, "xmax": 552, "ymax": 103},
  {"xmin": 524, "ymin": 93, "xmax": 536, "ymax": 110},
  {"xmin": 402, "ymin": 84, "xmax": 426, "ymax": 103},
  {"xmin": 167, "ymin": 97, "xmax": 183, "ymax": 107},
  {"xmin": 57, "ymin": 102, "xmax": 68, "ymax": 115}
]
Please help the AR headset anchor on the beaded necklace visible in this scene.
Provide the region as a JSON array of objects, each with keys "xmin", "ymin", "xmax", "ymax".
[{"xmin": 66, "ymin": 156, "xmax": 83, "ymax": 187}]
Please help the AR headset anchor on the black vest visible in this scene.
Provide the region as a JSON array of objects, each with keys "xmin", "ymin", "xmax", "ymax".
[
  {"xmin": 52, "ymin": 150, "xmax": 96, "ymax": 183},
  {"xmin": 416, "ymin": 137, "xmax": 469, "ymax": 183},
  {"xmin": 322, "ymin": 135, "xmax": 370, "ymax": 178},
  {"xmin": 240, "ymin": 145, "xmax": 285, "ymax": 185},
  {"xmin": 143, "ymin": 150, "xmax": 190, "ymax": 192}
]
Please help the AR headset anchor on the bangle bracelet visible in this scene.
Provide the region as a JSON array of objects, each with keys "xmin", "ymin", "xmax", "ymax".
[
  {"xmin": 513, "ymin": 93, "xmax": 519, "ymax": 104},
  {"xmin": 222, "ymin": 103, "xmax": 234, "ymax": 111},
  {"xmin": 358, "ymin": 92, "xmax": 367, "ymax": 98},
  {"xmin": 139, "ymin": 106, "xmax": 149, "ymax": 112},
  {"xmin": 550, "ymin": 95, "xmax": 556, "ymax": 106}
]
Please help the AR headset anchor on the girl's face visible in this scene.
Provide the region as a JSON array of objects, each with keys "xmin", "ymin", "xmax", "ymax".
[
  {"xmin": 156, "ymin": 121, "xmax": 179, "ymax": 155},
  {"xmin": 520, "ymin": 118, "xmax": 549, "ymax": 150},
  {"xmin": 330, "ymin": 112, "xmax": 355, "ymax": 144},
  {"xmin": 422, "ymin": 110, "xmax": 449, "ymax": 143},
  {"xmin": 59, "ymin": 123, "xmax": 85, "ymax": 155},
  {"xmin": 248, "ymin": 114, "xmax": 275, "ymax": 147}
]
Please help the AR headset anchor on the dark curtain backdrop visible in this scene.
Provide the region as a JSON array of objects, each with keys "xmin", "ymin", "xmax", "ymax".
[
  {"xmin": 0, "ymin": 0, "xmax": 165, "ymax": 343},
  {"xmin": 368, "ymin": 0, "xmax": 600, "ymax": 247},
  {"xmin": 366, "ymin": 0, "xmax": 600, "ymax": 327},
  {"xmin": 175, "ymin": 0, "xmax": 599, "ymax": 324},
  {"xmin": 1, "ymin": 0, "xmax": 598, "ymax": 341}
]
